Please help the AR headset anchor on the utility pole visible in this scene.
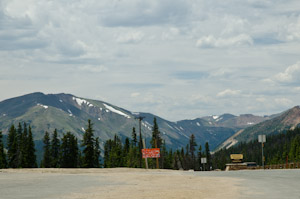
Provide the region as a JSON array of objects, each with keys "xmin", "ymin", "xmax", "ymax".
[{"xmin": 136, "ymin": 116, "xmax": 145, "ymax": 168}]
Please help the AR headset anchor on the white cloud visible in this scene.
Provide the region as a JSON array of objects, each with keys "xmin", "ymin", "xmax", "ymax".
[
  {"xmin": 274, "ymin": 62, "xmax": 300, "ymax": 84},
  {"xmin": 116, "ymin": 31, "xmax": 144, "ymax": 44},
  {"xmin": 217, "ymin": 89, "xmax": 241, "ymax": 97},
  {"xmin": 274, "ymin": 98, "xmax": 292, "ymax": 106},
  {"xmin": 196, "ymin": 34, "xmax": 253, "ymax": 48},
  {"xmin": 78, "ymin": 65, "xmax": 108, "ymax": 73},
  {"xmin": 286, "ymin": 16, "xmax": 300, "ymax": 41},
  {"xmin": 1, "ymin": 0, "xmax": 300, "ymax": 121},
  {"xmin": 130, "ymin": 92, "xmax": 140, "ymax": 98},
  {"xmin": 256, "ymin": 97, "xmax": 267, "ymax": 103}
]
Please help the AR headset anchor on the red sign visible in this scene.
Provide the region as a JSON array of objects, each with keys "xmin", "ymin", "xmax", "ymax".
[{"xmin": 142, "ymin": 148, "xmax": 160, "ymax": 158}]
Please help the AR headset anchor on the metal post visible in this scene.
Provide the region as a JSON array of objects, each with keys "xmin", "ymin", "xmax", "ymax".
[
  {"xmin": 139, "ymin": 119, "xmax": 142, "ymax": 168},
  {"xmin": 136, "ymin": 116, "xmax": 145, "ymax": 168},
  {"xmin": 142, "ymin": 139, "xmax": 148, "ymax": 169},
  {"xmin": 262, "ymin": 142, "xmax": 264, "ymax": 169},
  {"xmin": 258, "ymin": 135, "xmax": 266, "ymax": 169}
]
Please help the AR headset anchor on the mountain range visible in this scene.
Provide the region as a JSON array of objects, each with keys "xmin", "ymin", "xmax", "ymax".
[{"xmin": 0, "ymin": 92, "xmax": 300, "ymax": 154}]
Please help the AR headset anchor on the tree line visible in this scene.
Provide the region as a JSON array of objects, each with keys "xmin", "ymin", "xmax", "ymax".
[
  {"xmin": 0, "ymin": 118, "xmax": 212, "ymax": 170},
  {"xmin": 0, "ymin": 119, "xmax": 101, "ymax": 168},
  {"xmin": 212, "ymin": 127, "xmax": 300, "ymax": 170},
  {"xmin": 104, "ymin": 118, "xmax": 212, "ymax": 170},
  {"xmin": 0, "ymin": 123, "xmax": 36, "ymax": 168}
]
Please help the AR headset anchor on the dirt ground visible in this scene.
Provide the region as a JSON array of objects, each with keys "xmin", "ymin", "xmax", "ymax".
[{"xmin": 0, "ymin": 168, "xmax": 241, "ymax": 199}]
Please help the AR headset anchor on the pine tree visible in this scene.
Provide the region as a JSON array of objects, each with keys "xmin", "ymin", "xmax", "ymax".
[
  {"xmin": 131, "ymin": 127, "xmax": 137, "ymax": 147},
  {"xmin": 60, "ymin": 132, "xmax": 79, "ymax": 168},
  {"xmin": 82, "ymin": 120, "xmax": 95, "ymax": 168},
  {"xmin": 7, "ymin": 125, "xmax": 18, "ymax": 168},
  {"xmin": 20, "ymin": 123, "xmax": 28, "ymax": 167},
  {"xmin": 151, "ymin": 117, "xmax": 162, "ymax": 148},
  {"xmin": 0, "ymin": 131, "xmax": 7, "ymax": 168},
  {"xmin": 205, "ymin": 142, "xmax": 211, "ymax": 171},
  {"xmin": 42, "ymin": 131, "xmax": 51, "ymax": 168},
  {"xmin": 16, "ymin": 123, "xmax": 23, "ymax": 167},
  {"xmin": 27, "ymin": 126, "xmax": 37, "ymax": 168},
  {"xmin": 50, "ymin": 129, "xmax": 60, "ymax": 168},
  {"xmin": 189, "ymin": 134, "xmax": 197, "ymax": 170},
  {"xmin": 93, "ymin": 137, "xmax": 101, "ymax": 168},
  {"xmin": 197, "ymin": 145, "xmax": 202, "ymax": 171}
]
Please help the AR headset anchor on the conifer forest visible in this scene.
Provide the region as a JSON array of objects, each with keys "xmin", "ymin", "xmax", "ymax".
[{"xmin": 1, "ymin": 118, "xmax": 300, "ymax": 170}]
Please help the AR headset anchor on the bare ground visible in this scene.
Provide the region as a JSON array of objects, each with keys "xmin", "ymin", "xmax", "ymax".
[{"xmin": 0, "ymin": 168, "xmax": 241, "ymax": 199}]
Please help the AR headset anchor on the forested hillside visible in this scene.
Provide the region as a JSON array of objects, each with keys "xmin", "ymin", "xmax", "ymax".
[{"xmin": 212, "ymin": 128, "xmax": 300, "ymax": 170}]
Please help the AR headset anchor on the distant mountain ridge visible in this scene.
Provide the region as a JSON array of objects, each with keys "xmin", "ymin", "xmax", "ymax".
[
  {"xmin": 217, "ymin": 106, "xmax": 300, "ymax": 151},
  {"xmin": 0, "ymin": 92, "xmax": 242, "ymax": 150},
  {"xmin": 0, "ymin": 92, "xmax": 299, "ymax": 154}
]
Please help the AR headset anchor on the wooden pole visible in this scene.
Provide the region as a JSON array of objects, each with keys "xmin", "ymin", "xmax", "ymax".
[{"xmin": 142, "ymin": 139, "xmax": 148, "ymax": 169}]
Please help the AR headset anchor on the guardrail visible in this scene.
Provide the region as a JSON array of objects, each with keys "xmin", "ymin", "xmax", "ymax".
[{"xmin": 263, "ymin": 162, "xmax": 300, "ymax": 169}]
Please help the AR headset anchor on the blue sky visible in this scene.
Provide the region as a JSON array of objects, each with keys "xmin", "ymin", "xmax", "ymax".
[{"xmin": 1, "ymin": 0, "xmax": 300, "ymax": 121}]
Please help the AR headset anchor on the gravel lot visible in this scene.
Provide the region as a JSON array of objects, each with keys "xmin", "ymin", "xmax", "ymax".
[{"xmin": 0, "ymin": 168, "xmax": 299, "ymax": 199}]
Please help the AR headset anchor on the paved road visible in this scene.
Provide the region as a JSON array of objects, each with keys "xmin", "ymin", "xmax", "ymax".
[{"xmin": 192, "ymin": 169, "xmax": 300, "ymax": 199}]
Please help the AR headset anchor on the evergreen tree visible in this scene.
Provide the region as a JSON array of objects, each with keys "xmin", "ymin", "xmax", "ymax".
[
  {"xmin": 60, "ymin": 132, "xmax": 79, "ymax": 168},
  {"xmin": 131, "ymin": 127, "xmax": 137, "ymax": 147},
  {"xmin": 7, "ymin": 125, "xmax": 18, "ymax": 168},
  {"xmin": 50, "ymin": 129, "xmax": 60, "ymax": 168},
  {"xmin": 151, "ymin": 117, "xmax": 162, "ymax": 168},
  {"xmin": 93, "ymin": 137, "xmax": 101, "ymax": 168},
  {"xmin": 197, "ymin": 145, "xmax": 202, "ymax": 171},
  {"xmin": 151, "ymin": 117, "xmax": 162, "ymax": 148},
  {"xmin": 20, "ymin": 123, "xmax": 28, "ymax": 167},
  {"xmin": 27, "ymin": 126, "xmax": 37, "ymax": 168},
  {"xmin": 82, "ymin": 119, "xmax": 95, "ymax": 168},
  {"xmin": 16, "ymin": 123, "xmax": 23, "ymax": 167},
  {"xmin": 205, "ymin": 142, "xmax": 211, "ymax": 171},
  {"xmin": 42, "ymin": 131, "xmax": 51, "ymax": 168},
  {"xmin": 189, "ymin": 134, "xmax": 197, "ymax": 169},
  {"xmin": 0, "ymin": 131, "xmax": 7, "ymax": 168}
]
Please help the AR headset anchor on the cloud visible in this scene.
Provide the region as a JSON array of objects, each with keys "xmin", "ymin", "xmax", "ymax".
[
  {"xmin": 116, "ymin": 31, "xmax": 144, "ymax": 44},
  {"xmin": 274, "ymin": 98, "xmax": 293, "ymax": 106},
  {"xmin": 273, "ymin": 62, "xmax": 300, "ymax": 84},
  {"xmin": 130, "ymin": 92, "xmax": 140, "ymax": 98},
  {"xmin": 217, "ymin": 89, "xmax": 241, "ymax": 97},
  {"xmin": 99, "ymin": 0, "xmax": 190, "ymax": 27},
  {"xmin": 173, "ymin": 71, "xmax": 208, "ymax": 80},
  {"xmin": 196, "ymin": 34, "xmax": 253, "ymax": 48},
  {"xmin": 78, "ymin": 65, "xmax": 108, "ymax": 73},
  {"xmin": 286, "ymin": 16, "xmax": 300, "ymax": 41}
]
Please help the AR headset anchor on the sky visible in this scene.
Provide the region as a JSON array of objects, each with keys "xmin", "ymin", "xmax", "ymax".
[{"xmin": 1, "ymin": 0, "xmax": 300, "ymax": 121}]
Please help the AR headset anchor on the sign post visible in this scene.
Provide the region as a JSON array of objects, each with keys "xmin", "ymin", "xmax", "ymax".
[
  {"xmin": 258, "ymin": 135, "xmax": 266, "ymax": 169},
  {"xmin": 142, "ymin": 139, "xmax": 148, "ymax": 169},
  {"xmin": 201, "ymin": 157, "xmax": 207, "ymax": 171},
  {"xmin": 142, "ymin": 148, "xmax": 160, "ymax": 159}
]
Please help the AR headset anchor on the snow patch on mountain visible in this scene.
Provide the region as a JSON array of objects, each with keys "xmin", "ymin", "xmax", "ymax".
[
  {"xmin": 68, "ymin": 109, "xmax": 73, "ymax": 117},
  {"xmin": 103, "ymin": 103, "xmax": 131, "ymax": 119},
  {"xmin": 72, "ymin": 97, "xmax": 94, "ymax": 107},
  {"xmin": 213, "ymin": 115, "xmax": 219, "ymax": 120},
  {"xmin": 37, "ymin": 104, "xmax": 48, "ymax": 109},
  {"xmin": 216, "ymin": 117, "xmax": 223, "ymax": 122},
  {"xmin": 166, "ymin": 123, "xmax": 174, "ymax": 129}
]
